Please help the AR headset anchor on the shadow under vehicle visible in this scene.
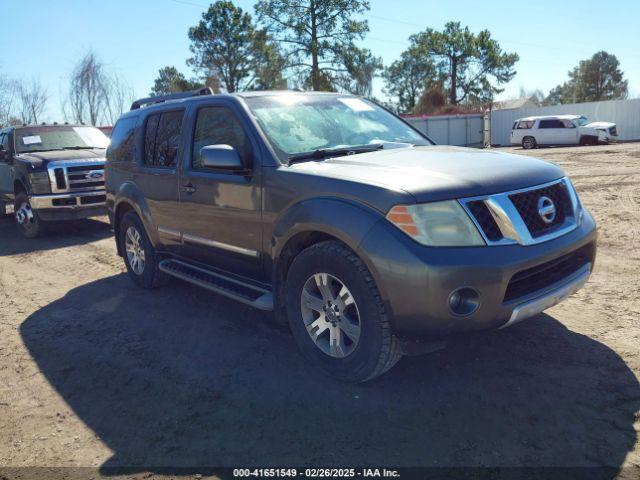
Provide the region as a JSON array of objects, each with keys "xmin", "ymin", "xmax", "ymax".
[{"xmin": 20, "ymin": 274, "xmax": 639, "ymax": 476}]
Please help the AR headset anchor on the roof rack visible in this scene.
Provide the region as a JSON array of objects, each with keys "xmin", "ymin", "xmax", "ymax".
[{"xmin": 130, "ymin": 87, "xmax": 215, "ymax": 111}]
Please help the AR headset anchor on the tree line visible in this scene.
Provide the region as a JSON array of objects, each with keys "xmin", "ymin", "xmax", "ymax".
[
  {"xmin": 149, "ymin": 0, "xmax": 630, "ymax": 114},
  {"xmin": 0, "ymin": 0, "xmax": 631, "ymax": 127}
]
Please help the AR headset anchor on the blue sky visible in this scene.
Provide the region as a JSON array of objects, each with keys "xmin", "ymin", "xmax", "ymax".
[{"xmin": 1, "ymin": 0, "xmax": 638, "ymax": 122}]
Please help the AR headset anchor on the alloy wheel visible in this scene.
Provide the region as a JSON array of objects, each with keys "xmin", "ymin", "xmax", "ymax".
[
  {"xmin": 300, "ymin": 273, "xmax": 361, "ymax": 358},
  {"xmin": 15, "ymin": 201, "xmax": 34, "ymax": 227},
  {"xmin": 125, "ymin": 226, "xmax": 146, "ymax": 275}
]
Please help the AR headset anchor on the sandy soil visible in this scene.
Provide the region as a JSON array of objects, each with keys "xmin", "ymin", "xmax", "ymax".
[{"xmin": 0, "ymin": 142, "xmax": 639, "ymax": 478}]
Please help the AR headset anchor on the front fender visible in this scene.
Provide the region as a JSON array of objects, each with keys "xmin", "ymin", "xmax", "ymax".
[
  {"xmin": 113, "ymin": 181, "xmax": 159, "ymax": 248},
  {"xmin": 271, "ymin": 197, "xmax": 384, "ymax": 261}
]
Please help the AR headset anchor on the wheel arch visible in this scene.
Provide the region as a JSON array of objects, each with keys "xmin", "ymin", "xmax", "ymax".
[
  {"xmin": 269, "ymin": 197, "xmax": 385, "ymax": 324},
  {"xmin": 113, "ymin": 182, "xmax": 157, "ymax": 256},
  {"xmin": 14, "ymin": 178, "xmax": 27, "ymax": 195}
]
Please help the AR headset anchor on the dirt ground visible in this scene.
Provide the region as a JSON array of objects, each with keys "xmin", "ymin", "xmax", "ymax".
[{"xmin": 0, "ymin": 142, "xmax": 639, "ymax": 478}]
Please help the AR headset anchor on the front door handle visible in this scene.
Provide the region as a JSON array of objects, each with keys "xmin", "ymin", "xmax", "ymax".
[{"xmin": 182, "ymin": 183, "xmax": 196, "ymax": 194}]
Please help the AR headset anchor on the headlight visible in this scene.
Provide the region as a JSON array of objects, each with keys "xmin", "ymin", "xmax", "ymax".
[
  {"xmin": 28, "ymin": 171, "xmax": 52, "ymax": 194},
  {"xmin": 386, "ymin": 200, "xmax": 485, "ymax": 247}
]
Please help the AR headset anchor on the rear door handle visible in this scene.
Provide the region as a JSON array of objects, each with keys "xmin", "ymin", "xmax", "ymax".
[{"xmin": 182, "ymin": 183, "xmax": 196, "ymax": 194}]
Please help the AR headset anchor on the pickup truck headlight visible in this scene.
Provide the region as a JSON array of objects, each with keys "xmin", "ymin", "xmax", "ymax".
[
  {"xmin": 28, "ymin": 171, "xmax": 52, "ymax": 194},
  {"xmin": 386, "ymin": 201, "xmax": 485, "ymax": 247}
]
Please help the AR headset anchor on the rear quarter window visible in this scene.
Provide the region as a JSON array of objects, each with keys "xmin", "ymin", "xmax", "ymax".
[
  {"xmin": 143, "ymin": 110, "xmax": 184, "ymax": 168},
  {"xmin": 107, "ymin": 117, "xmax": 137, "ymax": 162}
]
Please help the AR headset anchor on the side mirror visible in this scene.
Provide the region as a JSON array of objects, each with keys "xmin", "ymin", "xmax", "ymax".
[
  {"xmin": 0, "ymin": 146, "xmax": 9, "ymax": 162},
  {"xmin": 200, "ymin": 144, "xmax": 242, "ymax": 170}
]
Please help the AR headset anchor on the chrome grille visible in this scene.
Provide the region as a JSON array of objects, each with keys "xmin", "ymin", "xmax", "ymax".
[
  {"xmin": 509, "ymin": 182, "xmax": 573, "ymax": 238},
  {"xmin": 47, "ymin": 160, "xmax": 106, "ymax": 193},
  {"xmin": 460, "ymin": 178, "xmax": 580, "ymax": 246}
]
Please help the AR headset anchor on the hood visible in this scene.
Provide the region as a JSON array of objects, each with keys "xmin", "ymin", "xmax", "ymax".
[
  {"xmin": 585, "ymin": 121, "xmax": 615, "ymax": 129},
  {"xmin": 289, "ymin": 145, "xmax": 565, "ymax": 203},
  {"xmin": 16, "ymin": 148, "xmax": 106, "ymax": 168}
]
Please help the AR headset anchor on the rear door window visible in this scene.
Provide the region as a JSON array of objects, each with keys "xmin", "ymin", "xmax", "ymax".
[
  {"xmin": 143, "ymin": 110, "xmax": 184, "ymax": 168},
  {"xmin": 539, "ymin": 119, "xmax": 564, "ymax": 129}
]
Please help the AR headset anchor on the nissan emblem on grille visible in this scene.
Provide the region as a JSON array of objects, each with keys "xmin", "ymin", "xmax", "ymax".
[{"xmin": 537, "ymin": 196, "xmax": 556, "ymax": 224}]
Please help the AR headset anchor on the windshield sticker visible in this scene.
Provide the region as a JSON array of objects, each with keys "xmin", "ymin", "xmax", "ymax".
[
  {"xmin": 22, "ymin": 135, "xmax": 42, "ymax": 145},
  {"xmin": 338, "ymin": 98, "xmax": 375, "ymax": 112}
]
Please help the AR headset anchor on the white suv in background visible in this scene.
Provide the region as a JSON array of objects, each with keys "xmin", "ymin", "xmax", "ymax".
[{"xmin": 511, "ymin": 115, "xmax": 618, "ymax": 149}]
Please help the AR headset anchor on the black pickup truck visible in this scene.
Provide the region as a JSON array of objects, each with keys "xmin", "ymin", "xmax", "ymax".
[
  {"xmin": 106, "ymin": 89, "xmax": 597, "ymax": 382},
  {"xmin": 0, "ymin": 124, "xmax": 109, "ymax": 237}
]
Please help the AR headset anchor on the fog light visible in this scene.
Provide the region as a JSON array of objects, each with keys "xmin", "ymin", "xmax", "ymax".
[{"xmin": 448, "ymin": 287, "xmax": 480, "ymax": 316}]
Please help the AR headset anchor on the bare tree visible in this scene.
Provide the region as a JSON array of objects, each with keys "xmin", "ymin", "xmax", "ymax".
[
  {"xmin": 17, "ymin": 78, "xmax": 48, "ymax": 124},
  {"xmin": 67, "ymin": 52, "xmax": 135, "ymax": 126},
  {"xmin": 104, "ymin": 73, "xmax": 135, "ymax": 125},
  {"xmin": 68, "ymin": 52, "xmax": 107, "ymax": 125},
  {"xmin": 0, "ymin": 74, "xmax": 19, "ymax": 127}
]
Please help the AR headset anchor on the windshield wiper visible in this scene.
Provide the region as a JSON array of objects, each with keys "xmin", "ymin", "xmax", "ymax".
[
  {"xmin": 59, "ymin": 146, "xmax": 100, "ymax": 150},
  {"xmin": 288, "ymin": 144, "xmax": 383, "ymax": 165}
]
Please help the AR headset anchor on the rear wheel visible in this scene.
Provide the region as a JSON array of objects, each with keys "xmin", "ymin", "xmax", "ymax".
[
  {"xmin": 285, "ymin": 241, "xmax": 402, "ymax": 383},
  {"xmin": 522, "ymin": 136, "xmax": 537, "ymax": 149},
  {"xmin": 14, "ymin": 191, "xmax": 45, "ymax": 238},
  {"xmin": 119, "ymin": 211, "xmax": 167, "ymax": 289}
]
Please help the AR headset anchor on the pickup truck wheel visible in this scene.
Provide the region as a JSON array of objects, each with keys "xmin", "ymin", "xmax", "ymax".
[
  {"xmin": 120, "ymin": 211, "xmax": 166, "ymax": 289},
  {"xmin": 14, "ymin": 192, "xmax": 45, "ymax": 238},
  {"xmin": 522, "ymin": 136, "xmax": 537, "ymax": 149},
  {"xmin": 286, "ymin": 241, "xmax": 401, "ymax": 383}
]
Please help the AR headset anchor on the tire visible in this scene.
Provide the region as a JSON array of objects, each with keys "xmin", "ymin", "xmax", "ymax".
[
  {"xmin": 522, "ymin": 136, "xmax": 537, "ymax": 149},
  {"xmin": 285, "ymin": 241, "xmax": 402, "ymax": 383},
  {"xmin": 14, "ymin": 191, "xmax": 45, "ymax": 238},
  {"xmin": 119, "ymin": 211, "xmax": 167, "ymax": 289}
]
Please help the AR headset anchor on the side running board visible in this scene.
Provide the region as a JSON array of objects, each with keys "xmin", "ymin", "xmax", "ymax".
[{"xmin": 158, "ymin": 259, "xmax": 274, "ymax": 311}]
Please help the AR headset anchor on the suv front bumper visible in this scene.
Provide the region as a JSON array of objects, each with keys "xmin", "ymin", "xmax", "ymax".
[
  {"xmin": 357, "ymin": 210, "xmax": 597, "ymax": 336},
  {"xmin": 29, "ymin": 191, "xmax": 107, "ymax": 221}
]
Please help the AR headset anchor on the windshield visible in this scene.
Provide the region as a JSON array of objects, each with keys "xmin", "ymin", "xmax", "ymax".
[
  {"xmin": 15, "ymin": 126, "xmax": 110, "ymax": 153},
  {"xmin": 244, "ymin": 94, "xmax": 432, "ymax": 162},
  {"xmin": 576, "ymin": 116, "xmax": 590, "ymax": 127}
]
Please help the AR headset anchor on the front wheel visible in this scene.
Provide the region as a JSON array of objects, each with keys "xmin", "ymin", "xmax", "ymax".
[
  {"xmin": 522, "ymin": 136, "xmax": 537, "ymax": 149},
  {"xmin": 14, "ymin": 192, "xmax": 45, "ymax": 238},
  {"xmin": 119, "ymin": 211, "xmax": 167, "ymax": 289},
  {"xmin": 285, "ymin": 241, "xmax": 401, "ymax": 383}
]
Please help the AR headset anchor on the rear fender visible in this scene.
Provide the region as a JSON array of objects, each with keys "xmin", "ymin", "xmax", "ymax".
[{"xmin": 114, "ymin": 181, "xmax": 158, "ymax": 251}]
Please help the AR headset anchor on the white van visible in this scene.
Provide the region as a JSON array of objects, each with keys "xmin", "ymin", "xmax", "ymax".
[{"xmin": 510, "ymin": 115, "xmax": 618, "ymax": 149}]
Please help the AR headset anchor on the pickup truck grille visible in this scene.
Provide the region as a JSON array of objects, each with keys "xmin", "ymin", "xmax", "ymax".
[
  {"xmin": 509, "ymin": 182, "xmax": 573, "ymax": 238},
  {"xmin": 460, "ymin": 178, "xmax": 579, "ymax": 246},
  {"xmin": 66, "ymin": 164, "xmax": 105, "ymax": 190},
  {"xmin": 47, "ymin": 161, "xmax": 106, "ymax": 194}
]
